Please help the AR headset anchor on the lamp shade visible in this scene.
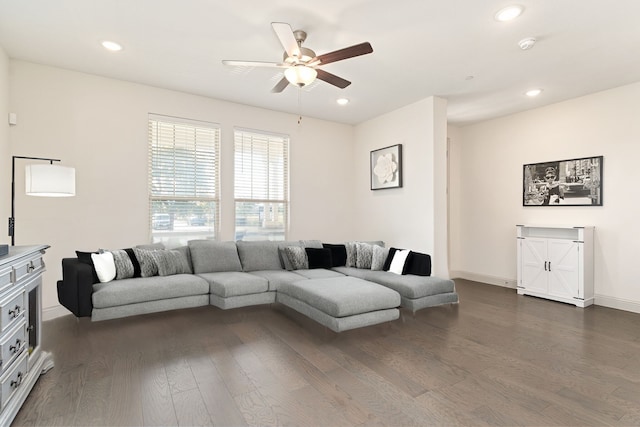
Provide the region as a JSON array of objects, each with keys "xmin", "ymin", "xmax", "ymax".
[
  {"xmin": 284, "ymin": 65, "xmax": 317, "ymax": 87},
  {"xmin": 25, "ymin": 164, "xmax": 76, "ymax": 197}
]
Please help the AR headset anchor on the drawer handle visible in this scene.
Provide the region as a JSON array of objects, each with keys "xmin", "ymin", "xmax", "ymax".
[
  {"xmin": 9, "ymin": 305, "xmax": 22, "ymax": 318},
  {"xmin": 10, "ymin": 372, "xmax": 23, "ymax": 389},
  {"xmin": 27, "ymin": 264, "xmax": 35, "ymax": 273},
  {"xmin": 9, "ymin": 339, "xmax": 22, "ymax": 354}
]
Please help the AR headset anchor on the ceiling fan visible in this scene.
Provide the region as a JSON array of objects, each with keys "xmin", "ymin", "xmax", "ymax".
[{"xmin": 222, "ymin": 22, "xmax": 373, "ymax": 93}]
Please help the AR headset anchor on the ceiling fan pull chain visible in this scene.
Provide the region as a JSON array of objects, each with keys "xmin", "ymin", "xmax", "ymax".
[{"xmin": 297, "ymin": 88, "xmax": 303, "ymax": 125}]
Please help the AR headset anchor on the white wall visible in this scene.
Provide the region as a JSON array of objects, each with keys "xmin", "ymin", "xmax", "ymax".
[
  {"xmin": 449, "ymin": 82, "xmax": 640, "ymax": 313},
  {"xmin": 0, "ymin": 46, "xmax": 9, "ymax": 244},
  {"xmin": 353, "ymin": 97, "xmax": 449, "ymax": 277},
  {"xmin": 8, "ymin": 60, "xmax": 355, "ymax": 314}
]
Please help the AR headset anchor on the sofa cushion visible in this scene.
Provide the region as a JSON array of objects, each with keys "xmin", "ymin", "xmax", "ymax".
[
  {"xmin": 300, "ymin": 239, "xmax": 323, "ymax": 249},
  {"xmin": 92, "ymin": 274, "xmax": 209, "ymax": 308},
  {"xmin": 362, "ymin": 271, "xmax": 455, "ymax": 299},
  {"xmin": 278, "ymin": 277, "xmax": 400, "ymax": 318},
  {"xmin": 293, "ymin": 269, "xmax": 345, "ymax": 280},
  {"xmin": 197, "ymin": 271, "xmax": 269, "ymax": 297},
  {"xmin": 237, "ymin": 241, "xmax": 283, "ymax": 272},
  {"xmin": 248, "ymin": 270, "xmax": 308, "ymax": 291},
  {"xmin": 188, "ymin": 240, "xmax": 242, "ymax": 273}
]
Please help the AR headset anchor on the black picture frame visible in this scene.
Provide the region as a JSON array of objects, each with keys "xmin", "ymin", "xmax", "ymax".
[
  {"xmin": 370, "ymin": 144, "xmax": 402, "ymax": 190},
  {"xmin": 523, "ymin": 156, "xmax": 603, "ymax": 206}
]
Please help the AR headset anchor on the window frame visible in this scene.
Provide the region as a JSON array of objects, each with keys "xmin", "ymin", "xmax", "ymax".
[
  {"xmin": 233, "ymin": 127, "xmax": 290, "ymax": 241},
  {"xmin": 148, "ymin": 113, "xmax": 221, "ymax": 245}
]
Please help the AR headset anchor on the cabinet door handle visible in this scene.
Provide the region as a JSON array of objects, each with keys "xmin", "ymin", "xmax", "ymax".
[
  {"xmin": 9, "ymin": 338, "xmax": 22, "ymax": 354},
  {"xmin": 10, "ymin": 372, "xmax": 23, "ymax": 389},
  {"xmin": 8, "ymin": 305, "xmax": 22, "ymax": 318},
  {"xmin": 544, "ymin": 261, "xmax": 548, "ymax": 271},
  {"xmin": 548, "ymin": 261, "xmax": 551, "ymax": 271}
]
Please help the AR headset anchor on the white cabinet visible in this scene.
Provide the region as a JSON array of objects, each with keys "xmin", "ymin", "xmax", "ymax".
[
  {"xmin": 0, "ymin": 245, "xmax": 53, "ymax": 426},
  {"xmin": 516, "ymin": 225, "xmax": 594, "ymax": 307}
]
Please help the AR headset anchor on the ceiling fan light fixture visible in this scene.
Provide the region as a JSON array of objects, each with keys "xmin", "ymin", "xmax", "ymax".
[{"xmin": 285, "ymin": 65, "xmax": 317, "ymax": 87}]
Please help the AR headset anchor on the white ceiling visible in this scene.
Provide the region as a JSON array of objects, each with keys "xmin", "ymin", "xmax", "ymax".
[{"xmin": 1, "ymin": 0, "xmax": 639, "ymax": 126}]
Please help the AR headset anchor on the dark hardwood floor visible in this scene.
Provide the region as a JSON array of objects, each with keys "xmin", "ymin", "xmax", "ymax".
[{"xmin": 12, "ymin": 279, "xmax": 640, "ymax": 426}]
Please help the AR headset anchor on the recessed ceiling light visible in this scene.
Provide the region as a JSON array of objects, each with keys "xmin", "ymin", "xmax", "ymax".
[
  {"xmin": 336, "ymin": 98, "xmax": 349, "ymax": 106},
  {"xmin": 101, "ymin": 40, "xmax": 122, "ymax": 51},
  {"xmin": 494, "ymin": 5, "xmax": 524, "ymax": 22},
  {"xmin": 526, "ymin": 88, "xmax": 543, "ymax": 97}
]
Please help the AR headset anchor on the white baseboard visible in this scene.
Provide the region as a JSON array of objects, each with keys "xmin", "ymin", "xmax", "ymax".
[
  {"xmin": 594, "ymin": 294, "xmax": 640, "ymax": 315},
  {"xmin": 451, "ymin": 270, "xmax": 640, "ymax": 315},
  {"xmin": 450, "ymin": 270, "xmax": 517, "ymax": 289},
  {"xmin": 43, "ymin": 304, "xmax": 71, "ymax": 321}
]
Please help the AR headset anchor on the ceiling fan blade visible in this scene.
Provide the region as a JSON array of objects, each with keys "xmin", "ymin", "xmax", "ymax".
[
  {"xmin": 272, "ymin": 22, "xmax": 300, "ymax": 57},
  {"xmin": 222, "ymin": 60, "xmax": 286, "ymax": 68},
  {"xmin": 271, "ymin": 76, "xmax": 290, "ymax": 93},
  {"xmin": 311, "ymin": 42, "xmax": 373, "ymax": 66},
  {"xmin": 316, "ymin": 69, "xmax": 351, "ymax": 89}
]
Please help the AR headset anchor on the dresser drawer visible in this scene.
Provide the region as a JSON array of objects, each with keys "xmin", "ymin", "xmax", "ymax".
[
  {"xmin": 0, "ymin": 267, "xmax": 11, "ymax": 296},
  {"xmin": 0, "ymin": 352, "xmax": 27, "ymax": 410},
  {"xmin": 0, "ymin": 323, "xmax": 26, "ymax": 376},
  {"xmin": 12, "ymin": 254, "xmax": 44, "ymax": 285},
  {"xmin": 0, "ymin": 290, "xmax": 25, "ymax": 334}
]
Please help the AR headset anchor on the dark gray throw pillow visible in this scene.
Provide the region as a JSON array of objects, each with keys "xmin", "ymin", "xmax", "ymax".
[
  {"xmin": 132, "ymin": 248, "xmax": 159, "ymax": 277},
  {"xmin": 150, "ymin": 250, "xmax": 191, "ymax": 276},
  {"xmin": 110, "ymin": 249, "xmax": 135, "ymax": 280}
]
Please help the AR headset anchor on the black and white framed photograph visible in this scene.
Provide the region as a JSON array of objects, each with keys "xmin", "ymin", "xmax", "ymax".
[
  {"xmin": 523, "ymin": 156, "xmax": 603, "ymax": 206},
  {"xmin": 370, "ymin": 144, "xmax": 402, "ymax": 190}
]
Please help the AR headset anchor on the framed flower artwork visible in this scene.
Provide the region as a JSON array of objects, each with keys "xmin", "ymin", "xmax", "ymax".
[{"xmin": 370, "ymin": 144, "xmax": 402, "ymax": 190}]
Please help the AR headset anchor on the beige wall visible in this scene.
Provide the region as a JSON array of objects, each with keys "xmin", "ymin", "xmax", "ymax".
[
  {"xmin": 353, "ymin": 97, "xmax": 449, "ymax": 277},
  {"xmin": 8, "ymin": 60, "xmax": 356, "ymax": 314},
  {"xmin": 449, "ymin": 81, "xmax": 640, "ymax": 313}
]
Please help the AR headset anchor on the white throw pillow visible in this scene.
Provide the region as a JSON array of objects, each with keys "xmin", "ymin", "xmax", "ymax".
[
  {"xmin": 389, "ymin": 249, "xmax": 411, "ymax": 275},
  {"xmin": 91, "ymin": 251, "xmax": 116, "ymax": 283}
]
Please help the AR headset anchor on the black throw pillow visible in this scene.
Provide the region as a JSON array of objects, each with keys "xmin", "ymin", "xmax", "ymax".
[
  {"xmin": 322, "ymin": 243, "xmax": 347, "ymax": 267},
  {"xmin": 306, "ymin": 248, "xmax": 334, "ymax": 269},
  {"xmin": 405, "ymin": 251, "xmax": 432, "ymax": 276},
  {"xmin": 75, "ymin": 250, "xmax": 99, "ymax": 282}
]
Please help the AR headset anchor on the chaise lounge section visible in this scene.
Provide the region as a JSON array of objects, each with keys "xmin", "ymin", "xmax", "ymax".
[{"xmin": 57, "ymin": 239, "xmax": 458, "ymax": 332}]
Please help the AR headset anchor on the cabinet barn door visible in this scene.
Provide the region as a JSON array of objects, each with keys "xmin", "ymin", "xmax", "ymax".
[
  {"xmin": 520, "ymin": 238, "xmax": 548, "ymax": 293},
  {"xmin": 547, "ymin": 239, "xmax": 580, "ymax": 299}
]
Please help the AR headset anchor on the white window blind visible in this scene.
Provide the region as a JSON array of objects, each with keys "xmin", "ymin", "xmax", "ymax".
[
  {"xmin": 149, "ymin": 114, "xmax": 220, "ymax": 246},
  {"xmin": 234, "ymin": 128, "xmax": 289, "ymax": 241}
]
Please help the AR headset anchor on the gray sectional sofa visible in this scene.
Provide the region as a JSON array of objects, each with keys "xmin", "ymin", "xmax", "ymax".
[{"xmin": 57, "ymin": 240, "xmax": 459, "ymax": 332}]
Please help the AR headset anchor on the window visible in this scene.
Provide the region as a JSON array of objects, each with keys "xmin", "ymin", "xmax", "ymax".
[
  {"xmin": 234, "ymin": 128, "xmax": 289, "ymax": 241},
  {"xmin": 149, "ymin": 114, "xmax": 220, "ymax": 246}
]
